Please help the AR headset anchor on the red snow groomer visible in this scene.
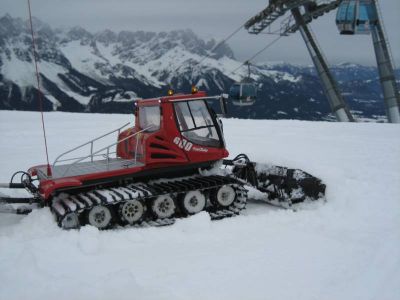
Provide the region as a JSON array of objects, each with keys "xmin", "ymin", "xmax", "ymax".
[{"xmin": 0, "ymin": 90, "xmax": 325, "ymax": 229}]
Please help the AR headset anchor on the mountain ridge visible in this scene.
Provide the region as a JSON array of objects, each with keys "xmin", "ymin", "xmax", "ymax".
[{"xmin": 0, "ymin": 15, "xmax": 394, "ymax": 121}]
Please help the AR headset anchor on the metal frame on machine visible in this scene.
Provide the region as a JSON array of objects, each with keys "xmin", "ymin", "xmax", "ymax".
[{"xmin": 41, "ymin": 124, "xmax": 151, "ymax": 179}]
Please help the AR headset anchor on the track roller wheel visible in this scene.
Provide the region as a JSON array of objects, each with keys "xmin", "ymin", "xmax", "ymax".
[
  {"xmin": 211, "ymin": 185, "xmax": 236, "ymax": 207},
  {"xmin": 180, "ymin": 190, "xmax": 206, "ymax": 215},
  {"xmin": 61, "ymin": 212, "xmax": 80, "ymax": 229},
  {"xmin": 87, "ymin": 205, "xmax": 113, "ymax": 229},
  {"xmin": 151, "ymin": 195, "xmax": 176, "ymax": 219},
  {"xmin": 119, "ymin": 199, "xmax": 146, "ymax": 225}
]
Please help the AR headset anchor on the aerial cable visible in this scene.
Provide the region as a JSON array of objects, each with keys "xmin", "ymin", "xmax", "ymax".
[
  {"xmin": 27, "ymin": 0, "xmax": 52, "ymax": 176},
  {"xmin": 190, "ymin": 23, "xmax": 244, "ymax": 84},
  {"xmin": 197, "ymin": 23, "xmax": 244, "ymax": 66},
  {"xmin": 229, "ymin": 35, "xmax": 282, "ymax": 75}
]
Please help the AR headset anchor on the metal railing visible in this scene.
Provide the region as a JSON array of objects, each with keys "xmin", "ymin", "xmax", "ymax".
[
  {"xmin": 50, "ymin": 123, "xmax": 153, "ymax": 177},
  {"xmin": 57, "ymin": 126, "xmax": 153, "ymax": 177},
  {"xmin": 53, "ymin": 122, "xmax": 131, "ymax": 167}
]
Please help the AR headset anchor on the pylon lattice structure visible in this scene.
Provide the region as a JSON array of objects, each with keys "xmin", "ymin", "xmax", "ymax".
[{"xmin": 245, "ymin": 0, "xmax": 400, "ymax": 123}]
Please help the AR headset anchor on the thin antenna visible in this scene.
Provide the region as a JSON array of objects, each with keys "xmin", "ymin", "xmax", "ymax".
[{"xmin": 27, "ymin": 0, "xmax": 52, "ymax": 176}]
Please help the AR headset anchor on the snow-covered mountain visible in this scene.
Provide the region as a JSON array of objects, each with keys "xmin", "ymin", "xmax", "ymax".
[{"xmin": 0, "ymin": 14, "xmax": 394, "ymax": 120}]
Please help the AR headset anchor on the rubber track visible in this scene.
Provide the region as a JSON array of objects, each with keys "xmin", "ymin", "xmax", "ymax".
[{"xmin": 51, "ymin": 175, "xmax": 247, "ymax": 229}]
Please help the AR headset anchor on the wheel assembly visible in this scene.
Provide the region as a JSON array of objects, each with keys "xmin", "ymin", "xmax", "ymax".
[
  {"xmin": 87, "ymin": 205, "xmax": 113, "ymax": 229},
  {"xmin": 0, "ymin": 88, "xmax": 326, "ymax": 230},
  {"xmin": 180, "ymin": 190, "xmax": 206, "ymax": 215},
  {"xmin": 151, "ymin": 195, "xmax": 176, "ymax": 219},
  {"xmin": 211, "ymin": 185, "xmax": 236, "ymax": 207},
  {"xmin": 119, "ymin": 199, "xmax": 146, "ymax": 224},
  {"xmin": 61, "ymin": 212, "xmax": 80, "ymax": 229}
]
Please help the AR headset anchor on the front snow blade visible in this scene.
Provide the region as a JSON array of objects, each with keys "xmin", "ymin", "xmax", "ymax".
[
  {"xmin": 0, "ymin": 189, "xmax": 39, "ymax": 215},
  {"xmin": 223, "ymin": 154, "xmax": 326, "ymax": 208},
  {"xmin": 0, "ymin": 194, "xmax": 38, "ymax": 215},
  {"xmin": 0, "ymin": 172, "xmax": 40, "ymax": 214},
  {"xmin": 0, "ymin": 195, "xmax": 37, "ymax": 204},
  {"xmin": 0, "ymin": 203, "xmax": 34, "ymax": 215}
]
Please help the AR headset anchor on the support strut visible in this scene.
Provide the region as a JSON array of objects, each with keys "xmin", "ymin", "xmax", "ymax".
[
  {"xmin": 291, "ymin": 7, "xmax": 355, "ymax": 122},
  {"xmin": 370, "ymin": 1, "xmax": 400, "ymax": 123}
]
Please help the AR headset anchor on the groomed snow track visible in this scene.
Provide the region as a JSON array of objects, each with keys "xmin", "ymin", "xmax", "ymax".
[{"xmin": 51, "ymin": 174, "xmax": 248, "ymax": 229}]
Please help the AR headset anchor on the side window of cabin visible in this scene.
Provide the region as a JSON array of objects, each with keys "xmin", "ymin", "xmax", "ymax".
[{"xmin": 139, "ymin": 106, "xmax": 160, "ymax": 132}]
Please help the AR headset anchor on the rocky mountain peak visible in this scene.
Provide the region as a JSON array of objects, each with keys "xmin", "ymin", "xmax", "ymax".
[
  {"xmin": 0, "ymin": 14, "xmax": 391, "ymax": 121},
  {"xmin": 66, "ymin": 26, "xmax": 93, "ymax": 41},
  {"xmin": 95, "ymin": 29, "xmax": 117, "ymax": 45},
  {"xmin": 0, "ymin": 15, "xmax": 236, "ymax": 62},
  {"xmin": 0, "ymin": 14, "xmax": 25, "ymax": 37}
]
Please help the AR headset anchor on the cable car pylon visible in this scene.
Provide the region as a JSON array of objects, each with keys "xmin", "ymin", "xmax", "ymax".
[
  {"xmin": 245, "ymin": 1, "xmax": 355, "ymax": 122},
  {"xmin": 336, "ymin": 0, "xmax": 400, "ymax": 123},
  {"xmin": 292, "ymin": 7, "xmax": 354, "ymax": 122}
]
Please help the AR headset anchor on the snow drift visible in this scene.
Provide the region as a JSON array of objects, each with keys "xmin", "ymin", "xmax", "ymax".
[{"xmin": 0, "ymin": 111, "xmax": 399, "ymax": 300}]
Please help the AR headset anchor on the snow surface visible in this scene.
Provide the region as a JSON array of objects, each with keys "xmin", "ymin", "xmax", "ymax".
[{"xmin": 0, "ymin": 111, "xmax": 399, "ymax": 300}]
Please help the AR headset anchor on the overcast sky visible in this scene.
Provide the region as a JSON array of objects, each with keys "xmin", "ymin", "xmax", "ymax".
[{"xmin": 1, "ymin": 0, "xmax": 399, "ymax": 66}]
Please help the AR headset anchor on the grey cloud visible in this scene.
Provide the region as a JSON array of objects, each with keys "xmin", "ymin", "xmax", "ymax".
[{"xmin": 1, "ymin": 0, "xmax": 399, "ymax": 65}]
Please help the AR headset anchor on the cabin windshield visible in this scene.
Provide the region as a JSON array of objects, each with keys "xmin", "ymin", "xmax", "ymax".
[{"xmin": 174, "ymin": 100, "xmax": 221, "ymax": 148}]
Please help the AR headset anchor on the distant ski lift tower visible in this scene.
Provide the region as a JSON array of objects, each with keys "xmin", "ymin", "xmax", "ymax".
[
  {"xmin": 244, "ymin": 0, "xmax": 355, "ymax": 122},
  {"xmin": 336, "ymin": 0, "xmax": 400, "ymax": 123}
]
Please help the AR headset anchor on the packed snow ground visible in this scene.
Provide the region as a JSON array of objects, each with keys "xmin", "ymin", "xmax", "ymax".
[{"xmin": 0, "ymin": 111, "xmax": 399, "ymax": 300}]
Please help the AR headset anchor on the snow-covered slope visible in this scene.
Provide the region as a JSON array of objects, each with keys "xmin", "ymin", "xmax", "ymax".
[{"xmin": 0, "ymin": 111, "xmax": 399, "ymax": 300}]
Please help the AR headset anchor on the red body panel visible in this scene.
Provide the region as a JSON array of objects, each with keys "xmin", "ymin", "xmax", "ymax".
[
  {"xmin": 38, "ymin": 166, "xmax": 145, "ymax": 200},
  {"xmin": 32, "ymin": 91, "xmax": 229, "ymax": 200}
]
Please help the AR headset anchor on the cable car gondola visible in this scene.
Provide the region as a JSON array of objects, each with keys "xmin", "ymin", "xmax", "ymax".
[
  {"xmin": 229, "ymin": 61, "xmax": 257, "ymax": 107},
  {"xmin": 336, "ymin": 0, "xmax": 378, "ymax": 35}
]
